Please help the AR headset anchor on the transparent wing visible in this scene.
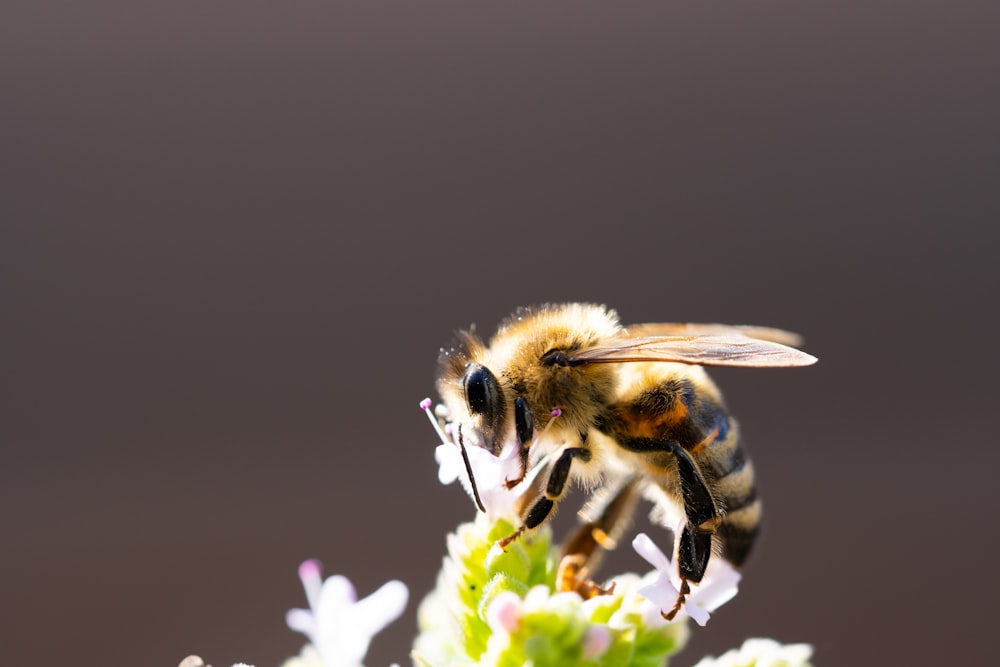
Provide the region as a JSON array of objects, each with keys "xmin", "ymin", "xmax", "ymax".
[
  {"xmin": 623, "ymin": 322, "xmax": 805, "ymax": 347},
  {"xmin": 568, "ymin": 334, "xmax": 817, "ymax": 368}
]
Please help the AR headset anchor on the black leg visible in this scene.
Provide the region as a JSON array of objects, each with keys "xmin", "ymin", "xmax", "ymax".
[
  {"xmin": 669, "ymin": 442, "xmax": 721, "ymax": 532},
  {"xmin": 676, "ymin": 523, "xmax": 713, "ymax": 582},
  {"xmin": 525, "ymin": 497, "xmax": 555, "ymax": 528},
  {"xmin": 498, "ymin": 496, "xmax": 551, "ymax": 549},
  {"xmin": 505, "ymin": 396, "xmax": 534, "ymax": 489},
  {"xmin": 546, "ymin": 447, "xmax": 591, "ymax": 498},
  {"xmin": 662, "ymin": 524, "xmax": 713, "ymax": 620},
  {"xmin": 598, "ymin": 423, "xmax": 726, "ymax": 618},
  {"xmin": 499, "ymin": 446, "xmax": 590, "ymax": 548},
  {"xmin": 662, "ymin": 444, "xmax": 719, "ymax": 620}
]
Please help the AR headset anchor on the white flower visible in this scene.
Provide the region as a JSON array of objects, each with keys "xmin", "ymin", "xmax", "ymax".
[
  {"xmin": 632, "ymin": 532, "xmax": 740, "ymax": 627},
  {"xmin": 177, "ymin": 657, "xmax": 256, "ymax": 667},
  {"xmin": 285, "ymin": 559, "xmax": 408, "ymax": 667},
  {"xmin": 281, "ymin": 645, "xmax": 326, "ymax": 667},
  {"xmin": 436, "ymin": 439, "xmax": 542, "ymax": 520},
  {"xmin": 421, "ymin": 399, "xmax": 557, "ymax": 520},
  {"xmin": 691, "ymin": 638, "xmax": 813, "ymax": 667}
]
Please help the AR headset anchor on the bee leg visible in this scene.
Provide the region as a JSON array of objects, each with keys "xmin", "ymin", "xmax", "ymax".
[
  {"xmin": 505, "ymin": 397, "xmax": 534, "ymax": 489},
  {"xmin": 499, "ymin": 446, "xmax": 591, "ymax": 549},
  {"xmin": 670, "ymin": 442, "xmax": 722, "ymax": 536},
  {"xmin": 662, "ymin": 524, "xmax": 713, "ymax": 620},
  {"xmin": 661, "ymin": 443, "xmax": 719, "ymax": 620},
  {"xmin": 558, "ymin": 478, "xmax": 640, "ymax": 598}
]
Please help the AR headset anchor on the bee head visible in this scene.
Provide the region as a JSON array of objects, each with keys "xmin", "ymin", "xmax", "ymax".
[
  {"xmin": 437, "ymin": 331, "xmax": 513, "ymax": 456},
  {"xmin": 461, "ymin": 362, "xmax": 507, "ymax": 455},
  {"xmin": 437, "ymin": 325, "xmax": 541, "ymax": 457}
]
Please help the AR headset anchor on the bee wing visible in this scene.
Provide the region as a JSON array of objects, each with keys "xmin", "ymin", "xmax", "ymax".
[
  {"xmin": 569, "ymin": 334, "xmax": 817, "ymax": 368},
  {"xmin": 623, "ymin": 322, "xmax": 805, "ymax": 347}
]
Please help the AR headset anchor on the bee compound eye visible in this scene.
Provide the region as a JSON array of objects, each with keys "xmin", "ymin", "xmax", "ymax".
[{"xmin": 464, "ymin": 364, "xmax": 502, "ymax": 417}]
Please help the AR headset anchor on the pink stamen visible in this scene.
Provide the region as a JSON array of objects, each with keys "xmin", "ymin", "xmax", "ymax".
[
  {"xmin": 298, "ymin": 559, "xmax": 324, "ymax": 610},
  {"xmin": 298, "ymin": 558, "xmax": 322, "ymax": 582},
  {"xmin": 421, "ymin": 398, "xmax": 452, "ymax": 444},
  {"xmin": 529, "ymin": 407, "xmax": 562, "ymax": 449}
]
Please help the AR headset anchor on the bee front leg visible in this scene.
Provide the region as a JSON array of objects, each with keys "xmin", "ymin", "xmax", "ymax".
[
  {"xmin": 499, "ymin": 446, "xmax": 591, "ymax": 549},
  {"xmin": 505, "ymin": 397, "xmax": 534, "ymax": 489}
]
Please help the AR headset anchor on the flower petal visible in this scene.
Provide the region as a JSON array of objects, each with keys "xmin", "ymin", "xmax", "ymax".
[
  {"xmin": 685, "ymin": 602, "xmax": 711, "ymax": 627},
  {"xmin": 318, "ymin": 574, "xmax": 357, "ymax": 608},
  {"xmin": 632, "ymin": 533, "xmax": 672, "ymax": 572},
  {"xmin": 690, "ymin": 560, "xmax": 741, "ymax": 612},
  {"xmin": 435, "ymin": 444, "xmax": 463, "ymax": 484},
  {"xmin": 693, "ymin": 638, "xmax": 814, "ymax": 667},
  {"xmin": 354, "ymin": 579, "xmax": 409, "ymax": 638},
  {"xmin": 637, "ymin": 574, "xmax": 680, "ymax": 610},
  {"xmin": 312, "ymin": 579, "xmax": 408, "ymax": 665},
  {"xmin": 311, "ymin": 575, "xmax": 362, "ymax": 663},
  {"xmin": 285, "ymin": 608, "xmax": 316, "ymax": 638}
]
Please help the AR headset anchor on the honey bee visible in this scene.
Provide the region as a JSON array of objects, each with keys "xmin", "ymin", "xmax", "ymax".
[{"xmin": 435, "ymin": 303, "xmax": 816, "ymax": 618}]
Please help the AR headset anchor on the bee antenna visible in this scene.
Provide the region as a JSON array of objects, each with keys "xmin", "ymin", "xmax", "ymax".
[{"xmin": 456, "ymin": 423, "xmax": 487, "ymax": 513}]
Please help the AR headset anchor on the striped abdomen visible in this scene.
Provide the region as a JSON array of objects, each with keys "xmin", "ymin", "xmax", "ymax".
[
  {"xmin": 596, "ymin": 369, "xmax": 761, "ymax": 568},
  {"xmin": 694, "ymin": 414, "xmax": 760, "ymax": 566}
]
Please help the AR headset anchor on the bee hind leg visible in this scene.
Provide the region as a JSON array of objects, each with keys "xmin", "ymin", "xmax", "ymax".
[
  {"xmin": 499, "ymin": 446, "xmax": 590, "ymax": 549},
  {"xmin": 662, "ymin": 524, "xmax": 712, "ymax": 620},
  {"xmin": 558, "ymin": 477, "xmax": 640, "ymax": 598},
  {"xmin": 661, "ymin": 442, "xmax": 719, "ymax": 619}
]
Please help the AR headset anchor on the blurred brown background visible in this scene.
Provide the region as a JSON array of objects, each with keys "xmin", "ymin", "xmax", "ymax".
[{"xmin": 2, "ymin": 2, "xmax": 997, "ymax": 666}]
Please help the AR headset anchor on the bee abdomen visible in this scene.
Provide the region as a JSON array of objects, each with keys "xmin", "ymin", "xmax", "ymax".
[
  {"xmin": 601, "ymin": 379, "xmax": 763, "ymax": 567},
  {"xmin": 717, "ymin": 499, "xmax": 761, "ymax": 566},
  {"xmin": 700, "ymin": 420, "xmax": 762, "ymax": 567},
  {"xmin": 712, "ymin": 455, "xmax": 761, "ymax": 565}
]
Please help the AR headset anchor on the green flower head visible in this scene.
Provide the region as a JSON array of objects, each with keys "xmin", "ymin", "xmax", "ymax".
[{"xmin": 413, "ymin": 514, "xmax": 688, "ymax": 667}]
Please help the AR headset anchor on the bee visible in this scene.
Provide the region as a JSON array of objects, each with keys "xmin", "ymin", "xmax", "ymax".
[{"xmin": 435, "ymin": 303, "xmax": 816, "ymax": 618}]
